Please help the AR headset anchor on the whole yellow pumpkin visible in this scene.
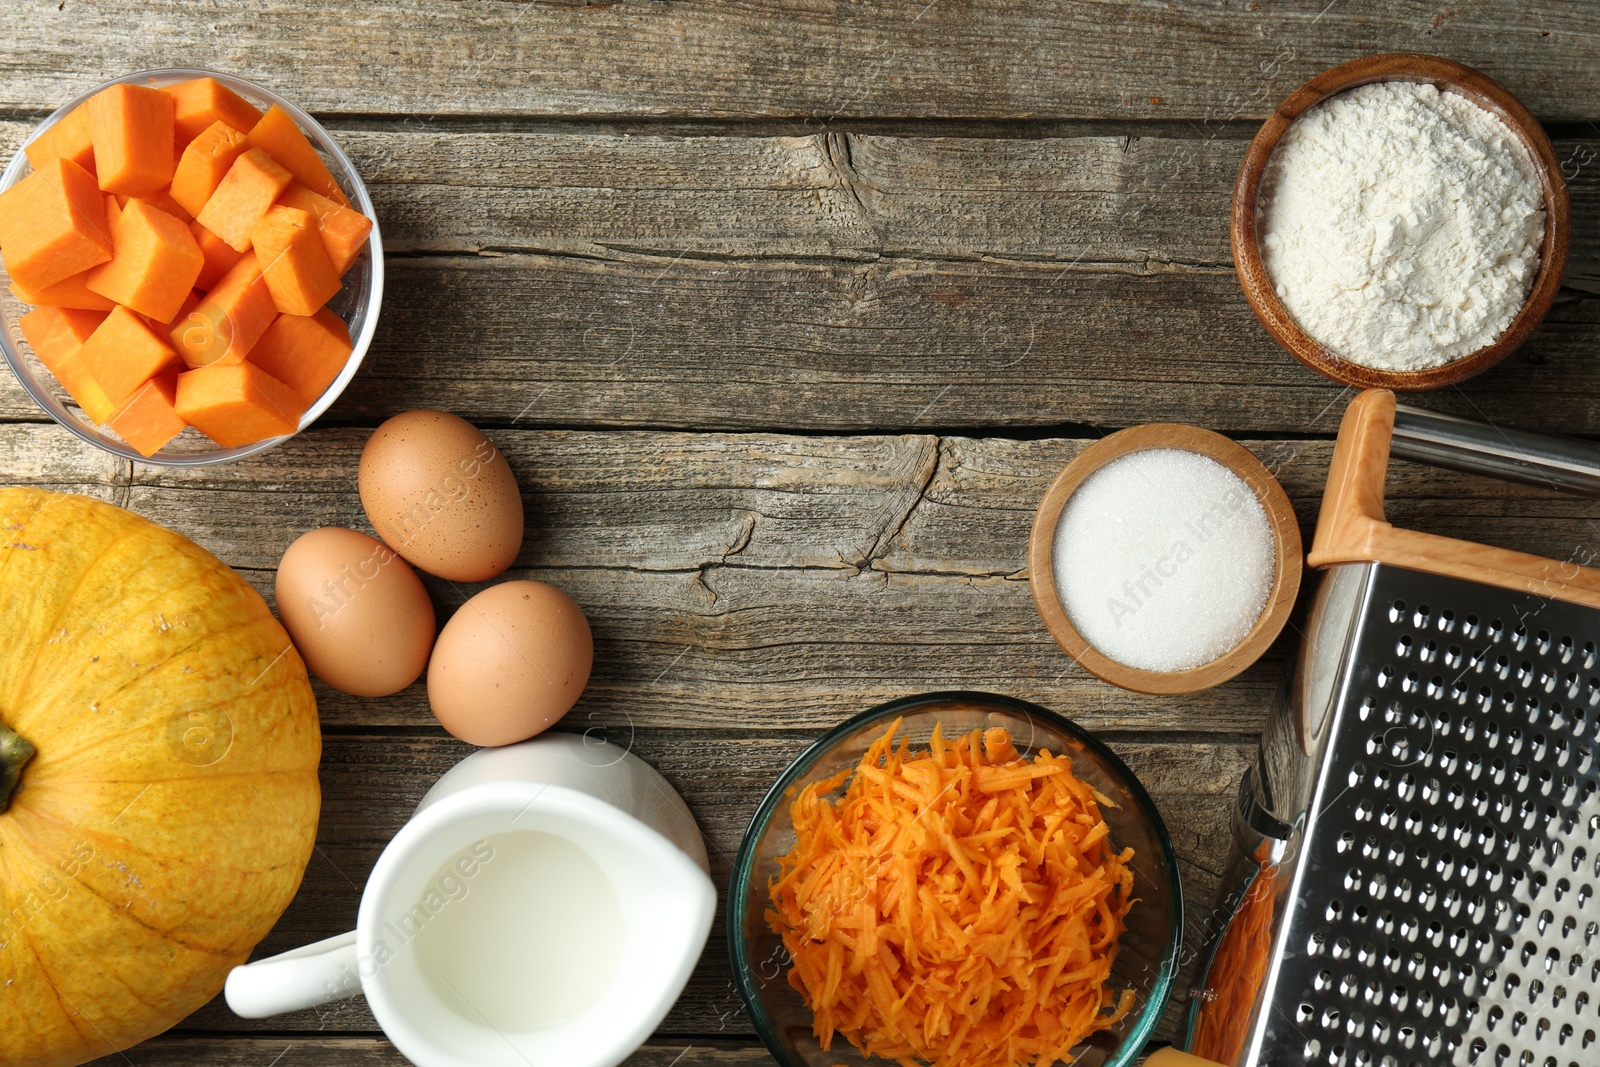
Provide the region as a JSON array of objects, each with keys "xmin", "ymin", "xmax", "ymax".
[{"xmin": 0, "ymin": 488, "xmax": 321, "ymax": 1066}]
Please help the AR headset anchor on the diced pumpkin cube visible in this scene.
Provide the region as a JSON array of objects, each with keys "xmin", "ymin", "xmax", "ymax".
[
  {"xmin": 86, "ymin": 83, "xmax": 175, "ymax": 195},
  {"xmin": 19, "ymin": 305, "xmax": 106, "ymax": 361},
  {"xmin": 9, "ymin": 270, "xmax": 116, "ymax": 311},
  {"xmin": 24, "ymin": 105, "xmax": 96, "ymax": 174},
  {"xmin": 195, "ymin": 148, "xmax": 293, "ymax": 252},
  {"xmin": 169, "ymin": 77, "xmax": 262, "ymax": 144},
  {"xmin": 85, "ymin": 198, "xmax": 204, "ymax": 321},
  {"xmin": 170, "ymin": 251, "xmax": 277, "ymax": 366},
  {"xmin": 247, "ymin": 306, "xmax": 353, "ymax": 405},
  {"xmin": 108, "ymin": 370, "xmax": 186, "ymax": 457},
  {"xmin": 103, "ymin": 190, "xmax": 192, "ymax": 230},
  {"xmin": 143, "ymin": 288, "xmax": 203, "ymax": 335},
  {"xmin": 175, "ymin": 362, "xmax": 305, "ymax": 446},
  {"xmin": 190, "ymin": 220, "xmax": 245, "ymax": 289},
  {"xmin": 170, "ymin": 120, "xmax": 251, "ymax": 217},
  {"xmin": 0, "ymin": 159, "xmax": 113, "ymax": 292},
  {"xmin": 250, "ymin": 205, "xmax": 340, "ymax": 315},
  {"xmin": 245, "ymin": 105, "xmax": 349, "ymax": 207},
  {"xmin": 51, "ymin": 354, "xmax": 117, "ymax": 423},
  {"xmin": 39, "ymin": 353, "xmax": 117, "ymax": 424},
  {"xmin": 276, "ymin": 183, "xmax": 371, "ymax": 274},
  {"xmin": 18, "ymin": 307, "xmax": 118, "ymax": 422},
  {"xmin": 77, "ymin": 305, "xmax": 180, "ymax": 408},
  {"xmin": 135, "ymin": 189, "xmax": 194, "ymax": 225}
]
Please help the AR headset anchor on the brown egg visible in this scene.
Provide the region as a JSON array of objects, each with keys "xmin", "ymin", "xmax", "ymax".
[
  {"xmin": 358, "ymin": 410, "xmax": 524, "ymax": 582},
  {"xmin": 427, "ymin": 580, "xmax": 593, "ymax": 746},
  {"xmin": 275, "ymin": 527, "xmax": 436, "ymax": 697}
]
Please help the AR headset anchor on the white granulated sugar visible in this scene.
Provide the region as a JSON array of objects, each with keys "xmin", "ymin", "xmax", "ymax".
[
  {"xmin": 1257, "ymin": 80, "xmax": 1543, "ymax": 371},
  {"xmin": 1052, "ymin": 449, "xmax": 1274, "ymax": 673}
]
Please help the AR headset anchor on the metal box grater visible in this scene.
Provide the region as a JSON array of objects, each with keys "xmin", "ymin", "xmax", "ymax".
[{"xmin": 1178, "ymin": 390, "xmax": 1600, "ymax": 1067}]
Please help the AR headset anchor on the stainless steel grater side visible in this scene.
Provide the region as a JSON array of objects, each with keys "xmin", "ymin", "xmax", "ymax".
[{"xmin": 1167, "ymin": 389, "xmax": 1600, "ymax": 1067}]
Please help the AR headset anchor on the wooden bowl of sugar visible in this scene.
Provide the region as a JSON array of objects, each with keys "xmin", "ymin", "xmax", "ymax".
[
  {"xmin": 1233, "ymin": 53, "xmax": 1570, "ymax": 391},
  {"xmin": 1028, "ymin": 425, "xmax": 1302, "ymax": 695}
]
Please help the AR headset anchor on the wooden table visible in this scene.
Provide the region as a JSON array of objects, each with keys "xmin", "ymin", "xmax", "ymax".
[{"xmin": 1, "ymin": 2, "xmax": 1594, "ymax": 1064}]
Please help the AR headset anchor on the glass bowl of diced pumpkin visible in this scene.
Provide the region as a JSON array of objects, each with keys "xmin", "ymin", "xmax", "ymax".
[{"xmin": 0, "ymin": 68, "xmax": 382, "ymax": 465}]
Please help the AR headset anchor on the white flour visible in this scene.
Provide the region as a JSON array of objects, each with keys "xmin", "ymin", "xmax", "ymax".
[{"xmin": 1257, "ymin": 81, "xmax": 1544, "ymax": 371}]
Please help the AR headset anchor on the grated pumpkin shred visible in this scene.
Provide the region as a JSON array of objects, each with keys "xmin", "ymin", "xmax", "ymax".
[{"xmin": 766, "ymin": 719, "xmax": 1137, "ymax": 1067}]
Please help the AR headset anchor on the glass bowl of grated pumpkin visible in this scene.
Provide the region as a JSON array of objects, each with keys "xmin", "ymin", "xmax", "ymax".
[{"xmin": 730, "ymin": 691, "xmax": 1182, "ymax": 1067}]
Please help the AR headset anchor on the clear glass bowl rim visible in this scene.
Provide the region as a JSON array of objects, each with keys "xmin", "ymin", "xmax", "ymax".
[
  {"xmin": 727, "ymin": 689, "xmax": 1184, "ymax": 1067},
  {"xmin": 0, "ymin": 66, "xmax": 384, "ymax": 467}
]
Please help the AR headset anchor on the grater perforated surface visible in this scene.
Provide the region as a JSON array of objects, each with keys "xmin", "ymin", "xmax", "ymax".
[{"xmin": 1257, "ymin": 564, "xmax": 1600, "ymax": 1067}]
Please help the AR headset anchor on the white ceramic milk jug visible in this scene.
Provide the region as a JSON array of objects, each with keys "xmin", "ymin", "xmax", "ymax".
[{"xmin": 225, "ymin": 733, "xmax": 716, "ymax": 1067}]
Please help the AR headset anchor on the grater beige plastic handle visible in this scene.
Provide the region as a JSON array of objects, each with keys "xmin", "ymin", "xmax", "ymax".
[
  {"xmin": 1144, "ymin": 1049, "xmax": 1228, "ymax": 1067},
  {"xmin": 1309, "ymin": 389, "xmax": 1600, "ymax": 609}
]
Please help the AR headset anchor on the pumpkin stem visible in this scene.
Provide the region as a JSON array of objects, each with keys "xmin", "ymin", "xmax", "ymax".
[{"xmin": 0, "ymin": 722, "xmax": 34, "ymax": 812}]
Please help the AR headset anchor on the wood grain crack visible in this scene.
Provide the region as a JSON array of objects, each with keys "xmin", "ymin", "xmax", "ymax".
[
  {"xmin": 855, "ymin": 435, "xmax": 940, "ymax": 572},
  {"xmin": 822, "ymin": 130, "xmax": 877, "ymax": 221},
  {"xmin": 381, "ymin": 246, "xmax": 1236, "ymax": 274},
  {"xmin": 110, "ymin": 458, "xmax": 133, "ymax": 510}
]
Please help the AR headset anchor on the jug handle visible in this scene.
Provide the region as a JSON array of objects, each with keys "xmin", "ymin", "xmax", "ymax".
[{"xmin": 225, "ymin": 929, "xmax": 361, "ymax": 1018}]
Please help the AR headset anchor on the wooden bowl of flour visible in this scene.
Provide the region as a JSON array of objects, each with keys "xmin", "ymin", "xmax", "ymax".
[{"xmin": 1232, "ymin": 53, "xmax": 1570, "ymax": 391}]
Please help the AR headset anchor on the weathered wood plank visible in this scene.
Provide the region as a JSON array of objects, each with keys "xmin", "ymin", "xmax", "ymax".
[
  {"xmin": 1, "ymin": 1, "xmax": 1597, "ymax": 121},
  {"xmin": 7, "ymin": 124, "xmax": 1593, "ymax": 273},
  {"xmin": 87, "ymin": 734, "xmax": 1243, "ymax": 1039},
  {"xmin": 353, "ymin": 126, "xmax": 1600, "ymax": 286},
  {"xmin": 336, "ymin": 129, "xmax": 1247, "ymax": 264},
  {"xmin": 85, "ymin": 1037, "xmax": 1188, "ymax": 1067},
  {"xmin": 240, "ymin": 255, "xmax": 1600, "ymax": 435},
  {"xmin": 332, "ymin": 253, "xmax": 1600, "ymax": 433},
  {"xmin": 7, "ymin": 423, "xmax": 1600, "ymax": 739},
  {"xmin": 85, "ymin": 1037, "xmax": 1175, "ymax": 1066},
  {"xmin": 4, "ymin": 122, "xmax": 1596, "ymax": 430},
  {"xmin": 88, "ymin": 1037, "xmax": 782, "ymax": 1067},
  {"xmin": 13, "ymin": 253, "xmax": 1594, "ymax": 432}
]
